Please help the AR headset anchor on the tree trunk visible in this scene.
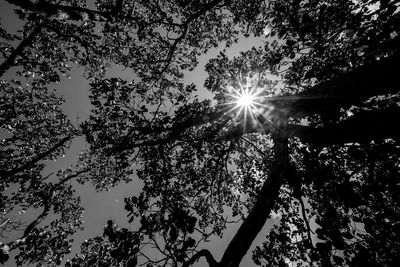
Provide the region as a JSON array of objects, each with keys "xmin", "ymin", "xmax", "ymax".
[{"xmin": 219, "ymin": 117, "xmax": 289, "ymax": 267}]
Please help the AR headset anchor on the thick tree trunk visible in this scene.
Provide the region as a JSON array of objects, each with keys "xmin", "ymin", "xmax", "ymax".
[
  {"xmin": 288, "ymin": 106, "xmax": 400, "ymax": 145},
  {"xmin": 219, "ymin": 118, "xmax": 289, "ymax": 267},
  {"xmin": 269, "ymin": 53, "xmax": 400, "ymax": 118}
]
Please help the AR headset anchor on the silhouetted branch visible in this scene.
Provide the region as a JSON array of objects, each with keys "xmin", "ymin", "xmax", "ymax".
[
  {"xmin": 269, "ymin": 54, "xmax": 400, "ymax": 118},
  {"xmin": 1, "ymin": 136, "xmax": 72, "ymax": 178},
  {"xmin": 56, "ymin": 168, "xmax": 90, "ymax": 187},
  {"xmin": 299, "ymin": 197, "xmax": 314, "ymax": 248},
  {"xmin": 183, "ymin": 249, "xmax": 219, "ymax": 267},
  {"xmin": 0, "ymin": 22, "xmax": 43, "ymax": 77},
  {"xmin": 157, "ymin": 0, "xmax": 225, "ymax": 74},
  {"xmin": 240, "ymin": 137, "xmax": 268, "ymax": 157},
  {"xmin": 21, "ymin": 202, "xmax": 50, "ymax": 239},
  {"xmin": 6, "ymin": 0, "xmax": 112, "ymax": 21},
  {"xmin": 288, "ymin": 107, "xmax": 400, "ymax": 145}
]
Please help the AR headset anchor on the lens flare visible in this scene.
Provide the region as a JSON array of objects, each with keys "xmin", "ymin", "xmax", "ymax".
[
  {"xmin": 231, "ymin": 88, "xmax": 259, "ymax": 112},
  {"xmin": 219, "ymin": 75, "xmax": 282, "ymax": 134},
  {"xmin": 222, "ymin": 85, "xmax": 274, "ymax": 132},
  {"xmin": 236, "ymin": 91, "xmax": 255, "ymax": 108}
]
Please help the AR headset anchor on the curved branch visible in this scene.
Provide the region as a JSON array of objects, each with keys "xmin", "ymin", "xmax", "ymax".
[
  {"xmin": 21, "ymin": 201, "xmax": 50, "ymax": 239},
  {"xmin": 183, "ymin": 249, "xmax": 219, "ymax": 267},
  {"xmin": 299, "ymin": 197, "xmax": 314, "ymax": 248}
]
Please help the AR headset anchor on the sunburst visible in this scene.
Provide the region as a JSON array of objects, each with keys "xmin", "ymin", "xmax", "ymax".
[
  {"xmin": 221, "ymin": 85, "xmax": 265, "ymax": 126},
  {"xmin": 228, "ymin": 86, "xmax": 264, "ymax": 114},
  {"xmin": 222, "ymin": 84, "xmax": 278, "ymax": 132},
  {"xmin": 235, "ymin": 90, "xmax": 256, "ymax": 109}
]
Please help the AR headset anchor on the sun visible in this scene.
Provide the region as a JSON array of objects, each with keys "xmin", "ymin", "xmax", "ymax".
[
  {"xmin": 222, "ymin": 77, "xmax": 269, "ymax": 121},
  {"xmin": 232, "ymin": 88, "xmax": 259, "ymax": 112},
  {"xmin": 236, "ymin": 91, "xmax": 255, "ymax": 108}
]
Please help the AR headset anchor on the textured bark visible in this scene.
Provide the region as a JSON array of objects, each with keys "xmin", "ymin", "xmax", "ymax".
[{"xmin": 219, "ymin": 118, "xmax": 289, "ymax": 267}]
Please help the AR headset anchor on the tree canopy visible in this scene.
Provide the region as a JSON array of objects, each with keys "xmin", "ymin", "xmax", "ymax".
[{"xmin": 1, "ymin": 0, "xmax": 400, "ymax": 266}]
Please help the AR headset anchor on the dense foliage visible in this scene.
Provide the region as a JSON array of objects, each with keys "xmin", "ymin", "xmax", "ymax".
[{"xmin": 1, "ymin": 0, "xmax": 399, "ymax": 266}]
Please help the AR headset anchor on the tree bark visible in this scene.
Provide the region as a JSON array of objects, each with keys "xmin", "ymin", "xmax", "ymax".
[{"xmin": 219, "ymin": 117, "xmax": 289, "ymax": 267}]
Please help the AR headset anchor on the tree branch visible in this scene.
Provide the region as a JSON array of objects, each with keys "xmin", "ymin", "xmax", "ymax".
[
  {"xmin": 1, "ymin": 136, "xmax": 73, "ymax": 178},
  {"xmin": 55, "ymin": 168, "xmax": 89, "ymax": 187},
  {"xmin": 268, "ymin": 54, "xmax": 400, "ymax": 118},
  {"xmin": 156, "ymin": 0, "xmax": 225, "ymax": 75},
  {"xmin": 299, "ymin": 196, "xmax": 314, "ymax": 248},
  {"xmin": 5, "ymin": 0, "xmax": 112, "ymax": 21},
  {"xmin": 0, "ymin": 22, "xmax": 43, "ymax": 77},
  {"xmin": 183, "ymin": 249, "xmax": 219, "ymax": 267},
  {"xmin": 21, "ymin": 201, "xmax": 50, "ymax": 239},
  {"xmin": 288, "ymin": 107, "xmax": 400, "ymax": 145}
]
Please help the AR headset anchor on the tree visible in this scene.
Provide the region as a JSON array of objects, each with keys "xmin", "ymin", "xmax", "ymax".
[
  {"xmin": 0, "ymin": 1, "xmax": 92, "ymax": 265},
  {"xmin": 1, "ymin": 0, "xmax": 400, "ymax": 266}
]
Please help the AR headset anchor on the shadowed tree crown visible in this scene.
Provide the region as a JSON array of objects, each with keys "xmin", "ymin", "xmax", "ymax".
[{"xmin": 1, "ymin": 0, "xmax": 400, "ymax": 266}]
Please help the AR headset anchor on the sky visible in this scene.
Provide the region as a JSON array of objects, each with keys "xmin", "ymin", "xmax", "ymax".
[{"xmin": 0, "ymin": 1, "xmax": 277, "ymax": 266}]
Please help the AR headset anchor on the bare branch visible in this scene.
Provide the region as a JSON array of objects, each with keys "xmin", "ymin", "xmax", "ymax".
[
  {"xmin": 299, "ymin": 197, "xmax": 314, "ymax": 248},
  {"xmin": 183, "ymin": 249, "xmax": 219, "ymax": 267}
]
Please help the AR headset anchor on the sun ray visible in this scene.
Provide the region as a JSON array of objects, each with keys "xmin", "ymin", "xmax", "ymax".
[{"xmin": 223, "ymin": 83, "xmax": 284, "ymax": 134}]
